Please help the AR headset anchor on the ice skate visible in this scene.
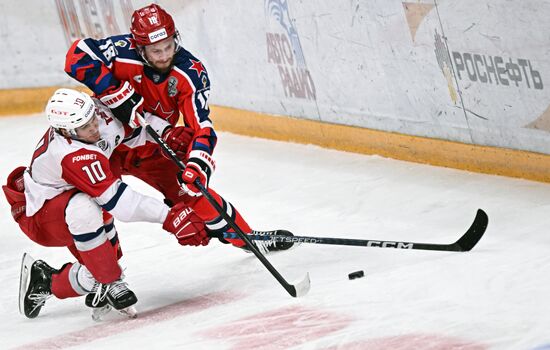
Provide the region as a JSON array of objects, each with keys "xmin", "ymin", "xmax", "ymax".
[
  {"xmin": 87, "ymin": 279, "xmax": 138, "ymax": 320},
  {"xmin": 19, "ymin": 253, "xmax": 58, "ymax": 318}
]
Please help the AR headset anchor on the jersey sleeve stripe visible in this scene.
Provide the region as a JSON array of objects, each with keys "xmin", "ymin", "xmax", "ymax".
[
  {"xmin": 72, "ymin": 226, "xmax": 105, "ymax": 242},
  {"xmin": 109, "ymin": 233, "xmax": 119, "ymax": 246},
  {"xmin": 73, "ymin": 229, "xmax": 108, "ymax": 252},
  {"xmin": 199, "ymin": 120, "xmax": 213, "ymax": 128},
  {"xmin": 193, "ymin": 141, "xmax": 211, "ymax": 152},
  {"xmin": 99, "ymin": 182, "xmax": 128, "ymax": 211},
  {"xmin": 78, "ymin": 40, "xmax": 111, "ymax": 68},
  {"xmin": 104, "ymin": 221, "xmax": 115, "ymax": 232},
  {"xmin": 123, "ymin": 127, "xmax": 143, "ymax": 143}
]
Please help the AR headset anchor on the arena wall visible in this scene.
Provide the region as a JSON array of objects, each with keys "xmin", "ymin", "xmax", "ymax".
[{"xmin": 1, "ymin": 0, "xmax": 549, "ymax": 181}]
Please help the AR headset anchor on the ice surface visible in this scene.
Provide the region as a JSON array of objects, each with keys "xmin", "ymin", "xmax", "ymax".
[{"xmin": 0, "ymin": 115, "xmax": 549, "ymax": 349}]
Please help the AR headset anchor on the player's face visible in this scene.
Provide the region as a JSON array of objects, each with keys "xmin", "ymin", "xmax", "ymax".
[
  {"xmin": 144, "ymin": 38, "xmax": 176, "ymax": 73},
  {"xmin": 75, "ymin": 115, "xmax": 100, "ymax": 143}
]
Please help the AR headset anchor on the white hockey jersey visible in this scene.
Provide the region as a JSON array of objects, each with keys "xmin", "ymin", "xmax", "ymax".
[{"xmin": 24, "ymin": 100, "xmax": 171, "ymax": 224}]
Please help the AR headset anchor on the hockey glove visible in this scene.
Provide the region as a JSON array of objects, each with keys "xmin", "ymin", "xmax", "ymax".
[
  {"xmin": 162, "ymin": 126, "xmax": 194, "ymax": 160},
  {"xmin": 99, "ymin": 81, "xmax": 143, "ymax": 129},
  {"xmin": 162, "ymin": 203, "xmax": 210, "ymax": 246},
  {"xmin": 2, "ymin": 166, "xmax": 27, "ymax": 221},
  {"xmin": 177, "ymin": 150, "xmax": 215, "ymax": 197}
]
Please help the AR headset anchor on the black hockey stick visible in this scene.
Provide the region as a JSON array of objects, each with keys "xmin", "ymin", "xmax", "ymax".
[
  {"xmin": 137, "ymin": 116, "xmax": 310, "ymax": 297},
  {"xmin": 218, "ymin": 209, "xmax": 488, "ymax": 252}
]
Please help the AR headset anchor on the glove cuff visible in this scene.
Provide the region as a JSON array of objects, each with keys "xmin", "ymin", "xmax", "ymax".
[
  {"xmin": 187, "ymin": 150, "xmax": 215, "ymax": 182},
  {"xmin": 99, "ymin": 81, "xmax": 143, "ymax": 128},
  {"xmin": 100, "ymin": 81, "xmax": 135, "ymax": 108},
  {"xmin": 161, "ymin": 125, "xmax": 174, "ymax": 139}
]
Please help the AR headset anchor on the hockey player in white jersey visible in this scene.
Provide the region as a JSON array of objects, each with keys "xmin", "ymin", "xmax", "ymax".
[{"xmin": 2, "ymin": 89, "xmax": 209, "ymax": 319}]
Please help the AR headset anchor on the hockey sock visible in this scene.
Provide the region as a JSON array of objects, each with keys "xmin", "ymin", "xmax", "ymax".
[
  {"xmin": 51, "ymin": 263, "xmax": 81, "ymax": 299},
  {"xmin": 79, "ymin": 240, "xmax": 122, "ymax": 284}
]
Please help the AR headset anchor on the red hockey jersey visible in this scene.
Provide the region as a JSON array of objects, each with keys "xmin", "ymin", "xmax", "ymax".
[{"xmin": 65, "ymin": 34, "xmax": 217, "ymax": 156}]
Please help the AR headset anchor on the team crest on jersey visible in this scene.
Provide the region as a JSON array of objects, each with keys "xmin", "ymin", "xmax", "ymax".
[
  {"xmin": 133, "ymin": 75, "xmax": 142, "ymax": 83},
  {"xmin": 96, "ymin": 139, "xmax": 108, "ymax": 151},
  {"xmin": 168, "ymin": 77, "xmax": 178, "ymax": 97},
  {"xmin": 114, "ymin": 40, "xmax": 127, "ymax": 48}
]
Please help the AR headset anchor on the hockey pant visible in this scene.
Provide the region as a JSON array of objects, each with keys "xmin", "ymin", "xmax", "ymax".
[
  {"xmin": 110, "ymin": 146, "xmax": 252, "ymax": 247},
  {"xmin": 2, "ymin": 167, "xmax": 122, "ymax": 299}
]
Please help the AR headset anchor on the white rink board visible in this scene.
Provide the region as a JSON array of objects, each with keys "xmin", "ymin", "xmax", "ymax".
[{"xmin": 0, "ymin": 0, "xmax": 549, "ymax": 154}]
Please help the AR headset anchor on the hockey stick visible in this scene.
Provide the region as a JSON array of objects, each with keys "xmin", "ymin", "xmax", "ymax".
[
  {"xmin": 137, "ymin": 116, "xmax": 310, "ymax": 297},
  {"xmin": 218, "ymin": 209, "xmax": 488, "ymax": 252}
]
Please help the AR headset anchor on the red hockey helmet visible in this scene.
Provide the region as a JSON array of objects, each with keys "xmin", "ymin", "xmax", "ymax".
[{"xmin": 130, "ymin": 4, "xmax": 178, "ymax": 46}]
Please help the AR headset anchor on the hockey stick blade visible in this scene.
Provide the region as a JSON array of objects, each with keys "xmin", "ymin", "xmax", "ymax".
[
  {"xmin": 292, "ymin": 272, "xmax": 311, "ymax": 297},
  {"xmin": 451, "ymin": 208, "xmax": 488, "ymax": 251},
  {"xmin": 221, "ymin": 209, "xmax": 489, "ymax": 252}
]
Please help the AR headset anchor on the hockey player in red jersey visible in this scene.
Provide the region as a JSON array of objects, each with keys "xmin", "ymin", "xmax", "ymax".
[
  {"xmin": 2, "ymin": 89, "xmax": 208, "ymax": 319},
  {"xmin": 64, "ymin": 3, "xmax": 293, "ymax": 253}
]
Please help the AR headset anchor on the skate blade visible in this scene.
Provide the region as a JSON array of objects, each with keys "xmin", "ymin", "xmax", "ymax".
[
  {"xmin": 18, "ymin": 253, "xmax": 35, "ymax": 315},
  {"xmin": 116, "ymin": 305, "xmax": 137, "ymax": 318},
  {"xmin": 91, "ymin": 305, "xmax": 112, "ymax": 322}
]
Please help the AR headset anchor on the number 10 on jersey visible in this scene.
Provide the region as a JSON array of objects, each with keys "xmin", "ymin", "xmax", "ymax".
[{"xmin": 82, "ymin": 161, "xmax": 107, "ymax": 184}]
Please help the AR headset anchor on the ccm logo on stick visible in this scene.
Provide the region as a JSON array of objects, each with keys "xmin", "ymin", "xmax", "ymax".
[{"xmin": 366, "ymin": 241, "xmax": 413, "ymax": 249}]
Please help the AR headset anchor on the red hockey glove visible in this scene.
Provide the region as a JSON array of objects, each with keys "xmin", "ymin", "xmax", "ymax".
[
  {"xmin": 177, "ymin": 150, "xmax": 215, "ymax": 197},
  {"xmin": 99, "ymin": 81, "xmax": 143, "ymax": 129},
  {"xmin": 161, "ymin": 126, "xmax": 194, "ymax": 159},
  {"xmin": 2, "ymin": 166, "xmax": 27, "ymax": 221},
  {"xmin": 162, "ymin": 203, "xmax": 210, "ymax": 246},
  {"xmin": 10, "ymin": 201, "xmax": 26, "ymax": 221}
]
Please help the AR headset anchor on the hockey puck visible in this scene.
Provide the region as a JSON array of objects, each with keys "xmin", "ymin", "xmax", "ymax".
[{"xmin": 348, "ymin": 270, "xmax": 364, "ymax": 280}]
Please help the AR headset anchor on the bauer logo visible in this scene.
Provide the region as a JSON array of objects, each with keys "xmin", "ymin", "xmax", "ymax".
[
  {"xmin": 265, "ymin": 0, "xmax": 316, "ymax": 101},
  {"xmin": 148, "ymin": 28, "xmax": 168, "ymax": 43}
]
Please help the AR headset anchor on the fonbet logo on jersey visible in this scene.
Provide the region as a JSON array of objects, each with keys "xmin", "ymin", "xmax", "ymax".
[{"xmin": 72, "ymin": 154, "xmax": 97, "ymax": 163}]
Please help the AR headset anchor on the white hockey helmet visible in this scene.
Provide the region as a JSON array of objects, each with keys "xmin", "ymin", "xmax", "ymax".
[{"xmin": 45, "ymin": 89, "xmax": 96, "ymax": 135}]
